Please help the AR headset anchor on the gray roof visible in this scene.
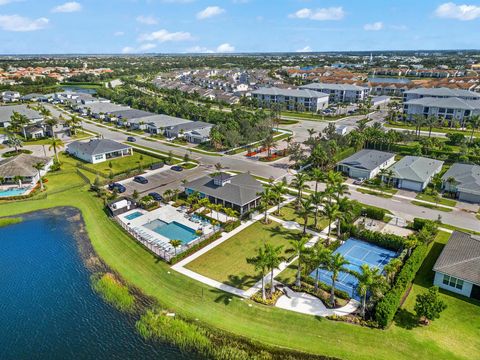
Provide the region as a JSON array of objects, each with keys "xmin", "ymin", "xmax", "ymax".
[
  {"xmin": 0, "ymin": 153, "xmax": 51, "ymax": 178},
  {"xmin": 338, "ymin": 149, "xmax": 395, "ymax": 171},
  {"xmin": 388, "ymin": 156, "xmax": 444, "ymax": 183},
  {"xmin": 442, "ymin": 163, "xmax": 480, "ymax": 195},
  {"xmin": 251, "ymin": 87, "xmax": 329, "ymax": 99},
  {"xmin": 405, "ymin": 96, "xmax": 480, "ymax": 111},
  {"xmin": 405, "ymin": 87, "xmax": 480, "ymax": 99},
  {"xmin": 67, "ymin": 139, "xmax": 131, "ymax": 156},
  {"xmin": 0, "ymin": 105, "xmax": 42, "ymax": 124},
  {"xmin": 185, "ymin": 173, "xmax": 263, "ymax": 206},
  {"xmin": 166, "ymin": 120, "xmax": 212, "ymax": 132},
  {"xmin": 109, "ymin": 109, "xmax": 155, "ymax": 120},
  {"xmin": 433, "ymin": 231, "xmax": 480, "ymax": 285},
  {"xmin": 78, "ymin": 102, "xmax": 130, "ymax": 114},
  {"xmin": 300, "ymin": 82, "xmax": 368, "ymax": 92},
  {"xmin": 140, "ymin": 114, "xmax": 191, "ymax": 128}
]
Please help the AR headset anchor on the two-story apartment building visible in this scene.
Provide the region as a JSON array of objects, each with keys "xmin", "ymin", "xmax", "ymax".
[
  {"xmin": 251, "ymin": 87, "xmax": 329, "ymax": 112},
  {"xmin": 299, "ymin": 83, "xmax": 370, "ymax": 103}
]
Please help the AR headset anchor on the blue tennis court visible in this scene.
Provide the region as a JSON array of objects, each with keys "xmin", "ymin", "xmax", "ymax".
[{"xmin": 310, "ymin": 238, "xmax": 398, "ymax": 300}]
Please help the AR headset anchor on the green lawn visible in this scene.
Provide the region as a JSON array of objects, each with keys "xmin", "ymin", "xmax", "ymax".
[
  {"xmin": 357, "ymin": 187, "xmax": 394, "ymax": 198},
  {"xmin": 83, "ymin": 151, "xmax": 162, "ymax": 175},
  {"xmin": 395, "ymin": 231, "xmax": 480, "ymax": 359},
  {"xmin": 411, "ymin": 200, "xmax": 453, "ymax": 212},
  {"xmin": 185, "ymin": 221, "xmax": 302, "ymax": 290},
  {"xmin": 277, "ymin": 204, "xmax": 329, "ymax": 231},
  {"xmin": 1, "ymin": 167, "xmax": 479, "ymax": 360},
  {"xmin": 416, "ymin": 192, "xmax": 457, "ymax": 207}
]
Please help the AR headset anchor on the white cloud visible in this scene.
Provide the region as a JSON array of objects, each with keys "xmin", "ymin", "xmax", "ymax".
[
  {"xmin": 216, "ymin": 43, "xmax": 235, "ymax": 53},
  {"xmin": 434, "ymin": 2, "xmax": 480, "ymax": 20},
  {"xmin": 52, "ymin": 2, "xmax": 82, "ymax": 13},
  {"xmin": 122, "ymin": 43, "xmax": 157, "ymax": 54},
  {"xmin": 296, "ymin": 46, "xmax": 312, "ymax": 52},
  {"xmin": 364, "ymin": 21, "xmax": 383, "ymax": 31},
  {"xmin": 187, "ymin": 43, "xmax": 235, "ymax": 53},
  {"xmin": 114, "ymin": 31, "xmax": 125, "ymax": 36},
  {"xmin": 196, "ymin": 6, "xmax": 225, "ymax": 20},
  {"xmin": 136, "ymin": 15, "xmax": 158, "ymax": 25},
  {"xmin": 0, "ymin": 15, "xmax": 49, "ymax": 31},
  {"xmin": 289, "ymin": 7, "xmax": 345, "ymax": 21},
  {"xmin": 139, "ymin": 29, "xmax": 193, "ymax": 42}
]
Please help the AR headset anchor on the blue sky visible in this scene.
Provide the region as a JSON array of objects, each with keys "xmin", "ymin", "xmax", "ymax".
[{"xmin": 0, "ymin": 0, "xmax": 479, "ymax": 54}]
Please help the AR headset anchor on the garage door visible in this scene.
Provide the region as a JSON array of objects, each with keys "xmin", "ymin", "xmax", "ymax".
[
  {"xmin": 458, "ymin": 192, "xmax": 480, "ymax": 204},
  {"xmin": 349, "ymin": 168, "xmax": 371, "ymax": 180},
  {"xmin": 400, "ymin": 180, "xmax": 424, "ymax": 192}
]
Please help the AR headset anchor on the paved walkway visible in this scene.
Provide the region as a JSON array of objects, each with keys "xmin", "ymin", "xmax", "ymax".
[{"xmin": 276, "ymin": 287, "xmax": 359, "ymax": 317}]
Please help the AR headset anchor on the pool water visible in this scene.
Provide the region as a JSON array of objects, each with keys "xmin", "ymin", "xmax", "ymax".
[
  {"xmin": 124, "ymin": 211, "xmax": 143, "ymax": 221},
  {"xmin": 0, "ymin": 187, "xmax": 29, "ymax": 197},
  {"xmin": 144, "ymin": 220, "xmax": 198, "ymax": 244}
]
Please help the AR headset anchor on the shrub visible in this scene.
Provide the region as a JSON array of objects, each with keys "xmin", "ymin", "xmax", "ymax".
[
  {"xmin": 364, "ymin": 207, "xmax": 386, "ymax": 220},
  {"xmin": 251, "ymin": 288, "xmax": 283, "ymax": 305},
  {"xmin": 374, "ymin": 244, "xmax": 428, "ymax": 328},
  {"xmin": 224, "ymin": 220, "xmax": 241, "ymax": 232},
  {"xmin": 349, "ymin": 227, "xmax": 405, "ymax": 251}
]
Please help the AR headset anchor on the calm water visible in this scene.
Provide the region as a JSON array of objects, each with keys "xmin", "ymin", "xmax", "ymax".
[
  {"xmin": 0, "ymin": 210, "xmax": 189, "ymax": 360},
  {"xmin": 61, "ymin": 86, "xmax": 97, "ymax": 94}
]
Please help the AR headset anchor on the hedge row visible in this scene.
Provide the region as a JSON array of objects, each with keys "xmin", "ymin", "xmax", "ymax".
[
  {"xmin": 364, "ymin": 207, "xmax": 386, "ymax": 220},
  {"xmin": 374, "ymin": 243, "xmax": 429, "ymax": 328},
  {"xmin": 347, "ymin": 226, "xmax": 405, "ymax": 251}
]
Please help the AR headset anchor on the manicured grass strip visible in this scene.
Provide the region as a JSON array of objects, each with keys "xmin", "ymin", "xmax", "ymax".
[
  {"xmin": 0, "ymin": 217, "xmax": 22, "ymax": 227},
  {"xmin": 411, "ymin": 200, "xmax": 453, "ymax": 212},
  {"xmin": 437, "ymin": 223, "xmax": 480, "ymax": 236},
  {"xmin": 185, "ymin": 221, "xmax": 302, "ymax": 290},
  {"xmin": 415, "ymin": 193, "xmax": 457, "ymax": 207},
  {"xmin": 357, "ymin": 187, "xmax": 393, "ymax": 198}
]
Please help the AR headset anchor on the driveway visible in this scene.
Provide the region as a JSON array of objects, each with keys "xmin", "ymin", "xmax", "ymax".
[{"xmin": 119, "ymin": 164, "xmax": 210, "ymax": 196}]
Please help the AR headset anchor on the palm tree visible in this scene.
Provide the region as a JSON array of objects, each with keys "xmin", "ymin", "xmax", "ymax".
[
  {"xmin": 354, "ymin": 264, "xmax": 383, "ymax": 318},
  {"xmin": 310, "ymin": 192, "xmax": 323, "ymax": 230},
  {"xmin": 272, "ymin": 181, "xmax": 286, "ymax": 215},
  {"xmin": 247, "ymin": 246, "xmax": 269, "ymax": 301},
  {"xmin": 445, "ymin": 176, "xmax": 458, "ymax": 195},
  {"xmin": 310, "ymin": 167, "xmax": 324, "ymax": 195},
  {"xmin": 291, "ymin": 172, "xmax": 310, "ymax": 207},
  {"xmin": 469, "ymin": 115, "xmax": 480, "ymax": 143},
  {"xmin": 169, "ymin": 239, "xmax": 182, "ymax": 255},
  {"xmin": 32, "ymin": 161, "xmax": 45, "ymax": 191},
  {"xmin": 44, "ymin": 117, "xmax": 58, "ymax": 138},
  {"xmin": 6, "ymin": 133, "xmax": 23, "ymax": 153},
  {"xmin": 383, "ymin": 258, "xmax": 402, "ymax": 285},
  {"xmin": 286, "ymin": 236, "xmax": 310, "ymax": 288},
  {"xmin": 327, "ymin": 253, "xmax": 350, "ymax": 307},
  {"xmin": 424, "ymin": 115, "xmax": 438, "ymax": 138},
  {"xmin": 308, "ymin": 244, "xmax": 332, "ymax": 292},
  {"xmin": 163, "ymin": 189, "xmax": 173, "ymax": 202},
  {"xmin": 10, "ymin": 111, "xmax": 30, "ymax": 139},
  {"xmin": 259, "ymin": 186, "xmax": 274, "ymax": 223},
  {"xmin": 413, "ymin": 114, "xmax": 425, "ymax": 138},
  {"xmin": 48, "ymin": 137, "xmax": 64, "ymax": 163},
  {"xmin": 265, "ymin": 243, "xmax": 285, "ymax": 297},
  {"xmin": 296, "ymin": 198, "xmax": 315, "ymax": 234},
  {"xmin": 322, "ymin": 202, "xmax": 340, "ymax": 239}
]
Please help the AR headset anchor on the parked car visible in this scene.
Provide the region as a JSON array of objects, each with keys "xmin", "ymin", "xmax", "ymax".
[
  {"xmin": 127, "ymin": 136, "xmax": 136, "ymax": 142},
  {"xmin": 353, "ymin": 179, "xmax": 365, "ymax": 185},
  {"xmin": 133, "ymin": 176, "xmax": 148, "ymax": 184},
  {"xmin": 108, "ymin": 183, "xmax": 126, "ymax": 193},
  {"xmin": 148, "ymin": 192, "xmax": 163, "ymax": 201},
  {"xmin": 171, "ymin": 165, "xmax": 183, "ymax": 172}
]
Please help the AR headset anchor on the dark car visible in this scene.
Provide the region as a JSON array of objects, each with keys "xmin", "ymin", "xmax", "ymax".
[
  {"xmin": 127, "ymin": 136, "xmax": 136, "ymax": 142},
  {"xmin": 148, "ymin": 192, "xmax": 163, "ymax": 201},
  {"xmin": 108, "ymin": 183, "xmax": 126, "ymax": 193},
  {"xmin": 171, "ymin": 165, "xmax": 183, "ymax": 172},
  {"xmin": 133, "ymin": 176, "xmax": 148, "ymax": 184}
]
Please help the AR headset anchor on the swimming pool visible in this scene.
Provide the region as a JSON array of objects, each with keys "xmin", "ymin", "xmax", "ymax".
[
  {"xmin": 0, "ymin": 187, "xmax": 30, "ymax": 197},
  {"xmin": 144, "ymin": 219, "xmax": 198, "ymax": 244},
  {"xmin": 124, "ymin": 211, "xmax": 143, "ymax": 221}
]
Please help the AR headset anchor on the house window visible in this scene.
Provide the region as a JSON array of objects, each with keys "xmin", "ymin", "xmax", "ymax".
[
  {"xmin": 442, "ymin": 274, "xmax": 463, "ymax": 290},
  {"xmin": 94, "ymin": 155, "xmax": 103, "ymax": 161}
]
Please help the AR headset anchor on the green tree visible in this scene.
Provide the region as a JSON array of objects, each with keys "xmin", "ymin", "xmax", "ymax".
[
  {"xmin": 48, "ymin": 137, "xmax": 65, "ymax": 163},
  {"xmin": 247, "ymin": 246, "xmax": 269, "ymax": 301},
  {"xmin": 327, "ymin": 253, "xmax": 350, "ymax": 307},
  {"xmin": 354, "ymin": 264, "xmax": 385, "ymax": 318},
  {"xmin": 296, "ymin": 198, "xmax": 315, "ymax": 234},
  {"xmin": 286, "ymin": 236, "xmax": 310, "ymax": 288},
  {"xmin": 169, "ymin": 239, "xmax": 182, "ymax": 256},
  {"xmin": 32, "ymin": 161, "xmax": 46, "ymax": 191},
  {"xmin": 414, "ymin": 286, "xmax": 447, "ymax": 325},
  {"xmin": 265, "ymin": 243, "xmax": 285, "ymax": 298},
  {"xmin": 291, "ymin": 172, "xmax": 310, "ymax": 207},
  {"xmin": 307, "ymin": 243, "xmax": 332, "ymax": 292}
]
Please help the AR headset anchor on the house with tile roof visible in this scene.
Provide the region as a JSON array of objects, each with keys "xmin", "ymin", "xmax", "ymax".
[{"xmin": 433, "ymin": 231, "xmax": 480, "ymax": 299}]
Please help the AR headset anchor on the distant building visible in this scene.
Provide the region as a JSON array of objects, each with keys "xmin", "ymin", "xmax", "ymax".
[
  {"xmin": 442, "ymin": 163, "xmax": 480, "ymax": 203},
  {"xmin": 164, "ymin": 121, "xmax": 212, "ymax": 142},
  {"xmin": 403, "ymin": 87, "xmax": 480, "ymax": 102},
  {"xmin": 433, "ymin": 231, "xmax": 480, "ymax": 299},
  {"xmin": 299, "ymin": 83, "xmax": 370, "ymax": 103},
  {"xmin": 384, "ymin": 156, "xmax": 444, "ymax": 192},
  {"xmin": 184, "ymin": 173, "xmax": 263, "ymax": 215},
  {"xmin": 251, "ymin": 87, "xmax": 329, "ymax": 112},
  {"xmin": 336, "ymin": 149, "xmax": 396, "ymax": 180},
  {"xmin": 0, "ymin": 104, "xmax": 43, "ymax": 128},
  {"xmin": 403, "ymin": 96, "xmax": 480, "ymax": 123},
  {"xmin": 1, "ymin": 91, "xmax": 20, "ymax": 102},
  {"xmin": 67, "ymin": 139, "xmax": 133, "ymax": 164}
]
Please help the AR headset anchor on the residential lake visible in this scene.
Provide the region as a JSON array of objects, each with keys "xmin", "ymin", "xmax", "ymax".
[{"xmin": 0, "ymin": 209, "xmax": 190, "ymax": 360}]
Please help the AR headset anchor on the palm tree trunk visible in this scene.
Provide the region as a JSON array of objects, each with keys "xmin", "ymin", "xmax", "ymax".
[
  {"xmin": 38, "ymin": 170, "xmax": 44, "ymax": 191},
  {"xmin": 296, "ymin": 257, "xmax": 301, "ymax": 288},
  {"xmin": 261, "ymin": 273, "xmax": 266, "ymax": 301},
  {"xmin": 362, "ymin": 294, "xmax": 366, "ymax": 318},
  {"xmin": 314, "ymin": 269, "xmax": 319, "ymax": 292},
  {"xmin": 337, "ymin": 218, "xmax": 341, "ymax": 237},
  {"xmin": 330, "ymin": 278, "xmax": 336, "ymax": 307},
  {"xmin": 314, "ymin": 206, "xmax": 319, "ymax": 229},
  {"xmin": 270, "ymin": 270, "xmax": 274, "ymax": 297}
]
